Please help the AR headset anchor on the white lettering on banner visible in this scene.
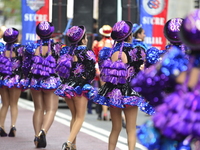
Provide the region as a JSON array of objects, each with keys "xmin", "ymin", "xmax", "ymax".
[
  {"xmin": 142, "ymin": 17, "xmax": 165, "ymax": 25},
  {"xmin": 145, "ymin": 37, "xmax": 163, "ymax": 45},
  {"xmin": 26, "ymin": 33, "xmax": 37, "ymax": 41},
  {"xmin": 24, "ymin": 13, "xmax": 48, "ymax": 22}
]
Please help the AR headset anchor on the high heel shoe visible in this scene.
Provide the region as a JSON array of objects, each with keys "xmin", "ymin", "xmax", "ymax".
[
  {"xmin": 34, "ymin": 136, "xmax": 39, "ymax": 147},
  {"xmin": 62, "ymin": 141, "xmax": 72, "ymax": 150},
  {"xmin": 71, "ymin": 144, "xmax": 76, "ymax": 150},
  {"xmin": 0, "ymin": 127, "xmax": 7, "ymax": 137},
  {"xmin": 37, "ymin": 130, "xmax": 47, "ymax": 148},
  {"xmin": 8, "ymin": 126, "xmax": 16, "ymax": 137}
]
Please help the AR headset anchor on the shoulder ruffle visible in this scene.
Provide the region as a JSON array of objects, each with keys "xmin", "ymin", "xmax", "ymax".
[
  {"xmin": 146, "ymin": 47, "xmax": 166, "ymax": 65},
  {"xmin": 60, "ymin": 45, "xmax": 70, "ymax": 56},
  {"xmin": 160, "ymin": 46, "xmax": 188, "ymax": 77},
  {"xmin": 25, "ymin": 42, "xmax": 37, "ymax": 54},
  {"xmin": 98, "ymin": 47, "xmax": 112, "ymax": 61}
]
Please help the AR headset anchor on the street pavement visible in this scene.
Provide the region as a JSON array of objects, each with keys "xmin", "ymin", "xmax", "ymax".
[{"xmin": 0, "ymin": 98, "xmax": 150, "ymax": 150}]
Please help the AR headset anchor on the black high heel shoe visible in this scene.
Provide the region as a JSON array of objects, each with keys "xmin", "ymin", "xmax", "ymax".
[
  {"xmin": 62, "ymin": 142, "xmax": 71, "ymax": 150},
  {"xmin": 0, "ymin": 127, "xmax": 7, "ymax": 137},
  {"xmin": 34, "ymin": 136, "xmax": 39, "ymax": 147},
  {"xmin": 8, "ymin": 126, "xmax": 16, "ymax": 137},
  {"xmin": 71, "ymin": 143, "xmax": 77, "ymax": 150},
  {"xmin": 37, "ymin": 130, "xmax": 47, "ymax": 148}
]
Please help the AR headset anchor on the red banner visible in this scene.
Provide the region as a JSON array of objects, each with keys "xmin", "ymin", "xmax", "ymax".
[{"xmin": 140, "ymin": 0, "xmax": 169, "ymax": 50}]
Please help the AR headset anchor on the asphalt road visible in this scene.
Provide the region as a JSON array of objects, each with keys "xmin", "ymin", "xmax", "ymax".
[
  {"xmin": 57, "ymin": 99, "xmax": 150, "ymax": 150},
  {"xmin": 16, "ymin": 96, "xmax": 150, "ymax": 150}
]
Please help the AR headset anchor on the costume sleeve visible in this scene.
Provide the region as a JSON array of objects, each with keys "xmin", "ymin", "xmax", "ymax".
[
  {"xmin": 56, "ymin": 45, "xmax": 73, "ymax": 79},
  {"xmin": 129, "ymin": 46, "xmax": 146, "ymax": 75},
  {"xmin": 52, "ymin": 42, "xmax": 65, "ymax": 59},
  {"xmin": 22, "ymin": 42, "xmax": 37, "ymax": 78},
  {"xmin": 82, "ymin": 49, "xmax": 96, "ymax": 83}
]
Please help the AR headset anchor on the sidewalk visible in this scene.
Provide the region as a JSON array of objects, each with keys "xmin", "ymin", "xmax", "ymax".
[{"xmin": 0, "ymin": 98, "xmax": 121, "ymax": 150}]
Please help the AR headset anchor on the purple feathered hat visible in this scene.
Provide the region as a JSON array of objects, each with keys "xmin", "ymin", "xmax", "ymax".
[
  {"xmin": 111, "ymin": 20, "xmax": 132, "ymax": 41},
  {"xmin": 179, "ymin": 9, "xmax": 200, "ymax": 51},
  {"xmin": 66, "ymin": 26, "xmax": 86, "ymax": 44},
  {"xmin": 3, "ymin": 28, "xmax": 19, "ymax": 43},
  {"xmin": 164, "ymin": 18, "xmax": 183, "ymax": 44},
  {"xmin": 36, "ymin": 21, "xmax": 54, "ymax": 39}
]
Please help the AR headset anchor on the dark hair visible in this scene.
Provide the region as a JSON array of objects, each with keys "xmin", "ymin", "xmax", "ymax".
[
  {"xmin": 133, "ymin": 28, "xmax": 143, "ymax": 38},
  {"xmin": 78, "ymin": 33, "xmax": 86, "ymax": 45}
]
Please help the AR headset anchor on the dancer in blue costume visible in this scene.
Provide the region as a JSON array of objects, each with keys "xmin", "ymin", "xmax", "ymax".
[
  {"xmin": 0, "ymin": 28, "xmax": 24, "ymax": 137},
  {"xmin": 93, "ymin": 20, "xmax": 154, "ymax": 150},
  {"xmin": 132, "ymin": 23, "xmax": 148, "ymax": 51},
  {"xmin": 23, "ymin": 21, "xmax": 63, "ymax": 148},
  {"xmin": 55, "ymin": 25, "xmax": 96, "ymax": 150},
  {"xmin": 131, "ymin": 18, "xmax": 189, "ymax": 107},
  {"xmin": 135, "ymin": 10, "xmax": 200, "ymax": 150}
]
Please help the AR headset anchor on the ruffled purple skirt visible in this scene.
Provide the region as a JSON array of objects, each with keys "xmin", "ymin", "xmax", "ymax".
[
  {"xmin": 1, "ymin": 74, "xmax": 27, "ymax": 90},
  {"xmin": 93, "ymin": 82, "xmax": 155, "ymax": 115},
  {"xmin": 29, "ymin": 76, "xmax": 61, "ymax": 90},
  {"xmin": 55, "ymin": 82, "xmax": 96, "ymax": 100}
]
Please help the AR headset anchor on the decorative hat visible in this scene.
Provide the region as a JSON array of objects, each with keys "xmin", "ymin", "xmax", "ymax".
[
  {"xmin": 66, "ymin": 26, "xmax": 86, "ymax": 44},
  {"xmin": 179, "ymin": 9, "xmax": 200, "ymax": 51},
  {"xmin": 164, "ymin": 18, "xmax": 183, "ymax": 44},
  {"xmin": 111, "ymin": 20, "xmax": 132, "ymax": 41},
  {"xmin": 3, "ymin": 28, "xmax": 19, "ymax": 43},
  {"xmin": 36, "ymin": 21, "xmax": 54, "ymax": 39},
  {"xmin": 99, "ymin": 25, "xmax": 112, "ymax": 37},
  {"xmin": 132, "ymin": 23, "xmax": 142, "ymax": 34}
]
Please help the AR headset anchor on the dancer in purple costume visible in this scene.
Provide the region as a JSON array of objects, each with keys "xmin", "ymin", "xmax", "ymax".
[
  {"xmin": 145, "ymin": 18, "xmax": 188, "ymax": 69},
  {"xmin": 136, "ymin": 10, "xmax": 200, "ymax": 150},
  {"xmin": 0, "ymin": 28, "xmax": 25, "ymax": 137},
  {"xmin": 0, "ymin": 28, "xmax": 24, "ymax": 137},
  {"xmin": 131, "ymin": 18, "xmax": 189, "ymax": 107},
  {"xmin": 55, "ymin": 25, "xmax": 96, "ymax": 150},
  {"xmin": 23, "ymin": 21, "xmax": 63, "ymax": 148},
  {"xmin": 93, "ymin": 20, "xmax": 154, "ymax": 150}
]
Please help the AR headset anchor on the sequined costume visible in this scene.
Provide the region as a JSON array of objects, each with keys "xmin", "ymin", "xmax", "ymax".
[
  {"xmin": 55, "ymin": 45, "xmax": 96, "ymax": 100},
  {"xmin": 145, "ymin": 47, "xmax": 166, "ymax": 68},
  {"xmin": 137, "ymin": 54, "xmax": 200, "ymax": 150},
  {"xmin": 0, "ymin": 42, "xmax": 25, "ymax": 89},
  {"xmin": 131, "ymin": 45, "xmax": 189, "ymax": 107},
  {"xmin": 23, "ymin": 39, "xmax": 62, "ymax": 90},
  {"xmin": 93, "ymin": 42, "xmax": 155, "ymax": 115},
  {"xmin": 136, "ymin": 15, "xmax": 200, "ymax": 150}
]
